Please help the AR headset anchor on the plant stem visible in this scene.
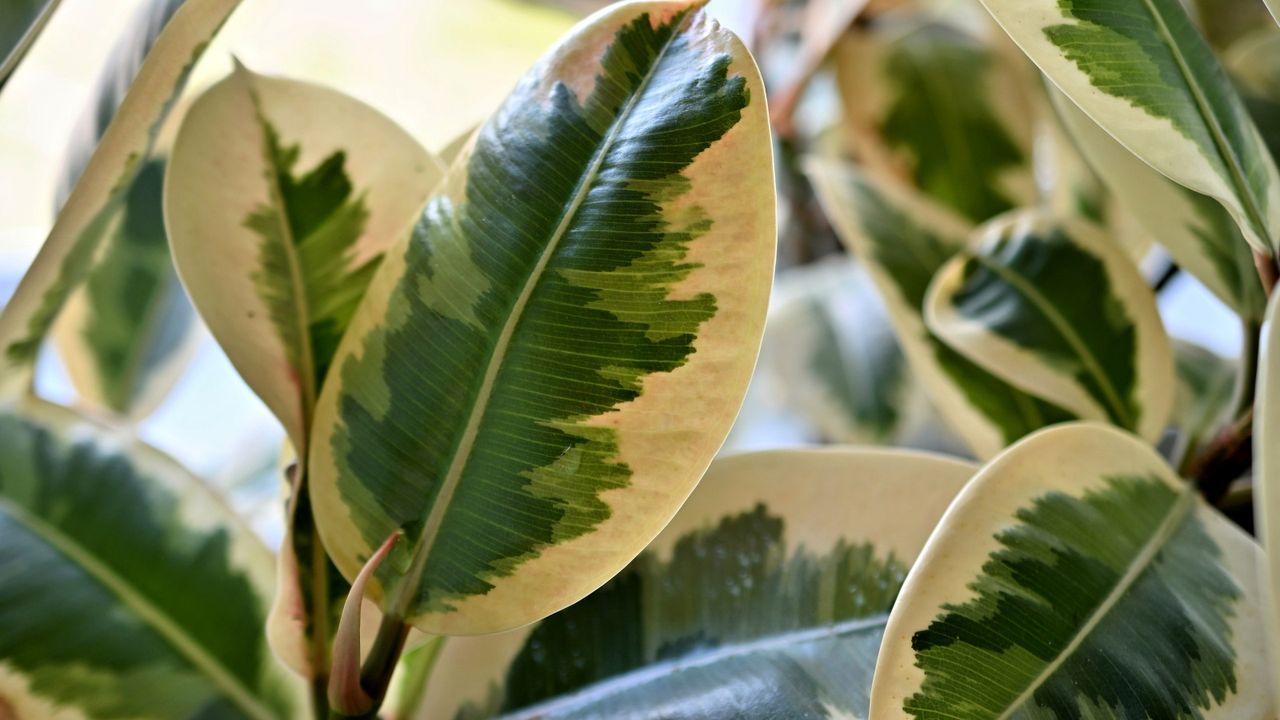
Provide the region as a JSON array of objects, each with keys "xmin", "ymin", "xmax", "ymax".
[
  {"xmin": 1186, "ymin": 409, "xmax": 1253, "ymax": 507},
  {"xmin": 341, "ymin": 612, "xmax": 412, "ymax": 719}
]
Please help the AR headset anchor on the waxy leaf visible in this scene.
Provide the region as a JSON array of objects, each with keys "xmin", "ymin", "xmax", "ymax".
[
  {"xmin": 806, "ymin": 159, "xmax": 1076, "ymax": 459},
  {"xmin": 166, "ymin": 66, "xmax": 443, "ymax": 686},
  {"xmin": 0, "ymin": 399, "xmax": 302, "ymax": 719},
  {"xmin": 976, "ymin": 0, "xmax": 1280, "ymax": 253},
  {"xmin": 1050, "ymin": 87, "xmax": 1265, "ymax": 320},
  {"xmin": 834, "ymin": 21, "xmax": 1036, "ymax": 224},
  {"xmin": 414, "ymin": 448, "xmax": 975, "ymax": 720},
  {"xmin": 166, "ymin": 65, "xmax": 444, "ymax": 450},
  {"xmin": 925, "ymin": 211, "xmax": 1175, "ymax": 442},
  {"xmin": 1254, "ymin": 291, "xmax": 1280, "ymax": 706},
  {"xmin": 0, "ymin": 0, "xmax": 240, "ymax": 393},
  {"xmin": 0, "ymin": 0, "xmax": 59, "ymax": 89},
  {"xmin": 872, "ymin": 423, "xmax": 1273, "ymax": 719},
  {"xmin": 309, "ymin": 1, "xmax": 776, "ymax": 635},
  {"xmin": 54, "ymin": 157, "xmax": 198, "ymax": 420}
]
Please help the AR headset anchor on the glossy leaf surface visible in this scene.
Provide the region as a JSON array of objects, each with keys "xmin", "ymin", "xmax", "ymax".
[
  {"xmin": 309, "ymin": 1, "xmax": 776, "ymax": 634},
  {"xmin": 416, "ymin": 449, "xmax": 975, "ymax": 720}
]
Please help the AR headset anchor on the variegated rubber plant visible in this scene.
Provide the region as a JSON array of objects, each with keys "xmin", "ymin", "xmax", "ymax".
[{"xmin": 7, "ymin": 0, "xmax": 1280, "ymax": 717}]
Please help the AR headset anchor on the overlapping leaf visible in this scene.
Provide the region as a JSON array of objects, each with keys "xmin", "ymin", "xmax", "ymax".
[
  {"xmin": 309, "ymin": 1, "xmax": 776, "ymax": 635},
  {"xmin": 762, "ymin": 257, "xmax": 927, "ymax": 446},
  {"xmin": 166, "ymin": 65, "xmax": 444, "ymax": 450},
  {"xmin": 806, "ymin": 159, "xmax": 1076, "ymax": 459},
  {"xmin": 925, "ymin": 211, "xmax": 1175, "ymax": 442},
  {"xmin": 53, "ymin": 157, "xmax": 198, "ymax": 420},
  {"xmin": 834, "ymin": 21, "xmax": 1036, "ymax": 223},
  {"xmin": 1050, "ymin": 86, "xmax": 1265, "ymax": 320},
  {"xmin": 872, "ymin": 423, "xmax": 1273, "ymax": 718},
  {"xmin": 165, "ymin": 65, "xmax": 444, "ymax": 687},
  {"xmin": 976, "ymin": 0, "xmax": 1280, "ymax": 253},
  {"xmin": 0, "ymin": 0, "xmax": 239, "ymax": 393},
  {"xmin": 0, "ymin": 398, "xmax": 302, "ymax": 719},
  {"xmin": 413, "ymin": 449, "xmax": 975, "ymax": 720}
]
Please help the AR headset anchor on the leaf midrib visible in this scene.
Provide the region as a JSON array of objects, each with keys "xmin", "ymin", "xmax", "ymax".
[
  {"xmin": 1135, "ymin": 0, "xmax": 1271, "ymax": 246},
  {"xmin": 502, "ymin": 614, "xmax": 889, "ymax": 720},
  {"xmin": 992, "ymin": 483, "xmax": 1197, "ymax": 720},
  {"xmin": 963, "ymin": 250, "xmax": 1135, "ymax": 429},
  {"xmin": 390, "ymin": 13, "xmax": 693, "ymax": 618},
  {"xmin": 242, "ymin": 68, "xmax": 319, "ymax": 432},
  {"xmin": 0, "ymin": 496, "xmax": 276, "ymax": 720}
]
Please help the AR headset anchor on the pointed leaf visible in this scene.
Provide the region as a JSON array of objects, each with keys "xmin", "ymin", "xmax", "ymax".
[
  {"xmin": 166, "ymin": 66, "xmax": 444, "ymax": 450},
  {"xmin": 805, "ymin": 159, "xmax": 1076, "ymax": 459},
  {"xmin": 925, "ymin": 211, "xmax": 1175, "ymax": 442},
  {"xmin": 309, "ymin": 1, "xmax": 776, "ymax": 635},
  {"xmin": 415, "ymin": 448, "xmax": 976, "ymax": 720},
  {"xmin": 1050, "ymin": 85, "xmax": 1265, "ymax": 320},
  {"xmin": 0, "ymin": 398, "xmax": 303, "ymax": 719},
  {"xmin": 53, "ymin": 157, "xmax": 199, "ymax": 420},
  {"xmin": 834, "ymin": 21, "xmax": 1037, "ymax": 223},
  {"xmin": 0, "ymin": 0, "xmax": 240, "ymax": 392},
  {"xmin": 872, "ymin": 423, "xmax": 1273, "ymax": 718},
  {"xmin": 976, "ymin": 0, "xmax": 1280, "ymax": 253},
  {"xmin": 0, "ymin": 0, "xmax": 60, "ymax": 89}
]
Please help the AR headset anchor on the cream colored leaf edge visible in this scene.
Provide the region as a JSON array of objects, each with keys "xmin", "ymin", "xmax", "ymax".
[
  {"xmin": 1050, "ymin": 86, "xmax": 1262, "ymax": 319},
  {"xmin": 924, "ymin": 210, "xmax": 1175, "ymax": 443},
  {"xmin": 415, "ymin": 447, "xmax": 978, "ymax": 720},
  {"xmin": 976, "ymin": 0, "xmax": 1280, "ymax": 254},
  {"xmin": 870, "ymin": 422, "xmax": 1272, "ymax": 719},
  {"xmin": 1255, "ymin": 290, "xmax": 1280, "ymax": 707},
  {"xmin": 309, "ymin": 0, "xmax": 776, "ymax": 635},
  {"xmin": 165, "ymin": 65, "xmax": 444, "ymax": 450},
  {"xmin": 1, "ymin": 394, "xmax": 307, "ymax": 713},
  {"xmin": 805, "ymin": 157, "xmax": 1020, "ymax": 459},
  {"xmin": 0, "ymin": 0, "xmax": 242, "ymax": 394}
]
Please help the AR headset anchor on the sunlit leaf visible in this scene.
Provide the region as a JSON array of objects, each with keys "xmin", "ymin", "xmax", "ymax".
[
  {"xmin": 925, "ymin": 210, "xmax": 1175, "ymax": 442},
  {"xmin": 309, "ymin": 1, "xmax": 776, "ymax": 635},
  {"xmin": 806, "ymin": 159, "xmax": 1076, "ymax": 459},
  {"xmin": 415, "ymin": 448, "xmax": 975, "ymax": 719},
  {"xmin": 977, "ymin": 0, "xmax": 1280, "ymax": 253},
  {"xmin": 873, "ymin": 423, "xmax": 1273, "ymax": 718}
]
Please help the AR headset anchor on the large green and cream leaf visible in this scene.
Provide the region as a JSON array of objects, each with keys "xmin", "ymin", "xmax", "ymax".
[
  {"xmin": 0, "ymin": 0, "xmax": 239, "ymax": 393},
  {"xmin": 0, "ymin": 398, "xmax": 303, "ymax": 719},
  {"xmin": 53, "ymin": 157, "xmax": 199, "ymax": 421},
  {"xmin": 309, "ymin": 1, "xmax": 775, "ymax": 635},
  {"xmin": 1050, "ymin": 86, "xmax": 1265, "ymax": 320},
  {"xmin": 805, "ymin": 159, "xmax": 1076, "ymax": 459},
  {"xmin": 1254, "ymin": 291, "xmax": 1280, "ymax": 705},
  {"xmin": 0, "ymin": 0, "xmax": 60, "ymax": 89},
  {"xmin": 834, "ymin": 21, "xmax": 1036, "ymax": 223},
  {"xmin": 925, "ymin": 211, "xmax": 1174, "ymax": 442},
  {"xmin": 414, "ymin": 448, "xmax": 975, "ymax": 720},
  {"xmin": 166, "ymin": 65, "xmax": 444, "ymax": 450},
  {"xmin": 976, "ymin": 0, "xmax": 1280, "ymax": 253},
  {"xmin": 872, "ymin": 423, "xmax": 1272, "ymax": 718}
]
